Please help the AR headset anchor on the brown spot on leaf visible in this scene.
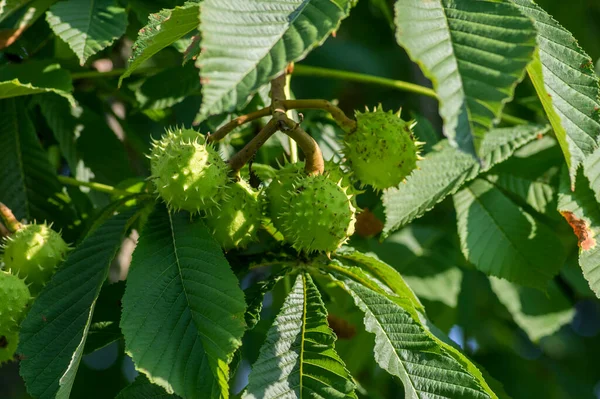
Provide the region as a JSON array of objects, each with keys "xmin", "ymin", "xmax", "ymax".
[
  {"xmin": 355, "ymin": 208, "xmax": 384, "ymax": 238},
  {"xmin": 0, "ymin": 335, "xmax": 7, "ymax": 348},
  {"xmin": 327, "ymin": 314, "xmax": 356, "ymax": 340},
  {"xmin": 561, "ymin": 211, "xmax": 596, "ymax": 250}
]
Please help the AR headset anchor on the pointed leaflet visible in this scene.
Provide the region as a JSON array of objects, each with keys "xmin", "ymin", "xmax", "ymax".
[
  {"xmin": 244, "ymin": 273, "xmax": 356, "ymax": 399},
  {"xmin": 343, "ymin": 280, "xmax": 494, "ymax": 399},
  {"xmin": 18, "ymin": 209, "xmax": 137, "ymax": 399},
  {"xmin": 0, "ymin": 61, "xmax": 74, "ymax": 104},
  {"xmin": 453, "ymin": 178, "xmax": 565, "ymax": 289},
  {"xmin": 382, "ymin": 124, "xmax": 549, "ymax": 236},
  {"xmin": 509, "ymin": 0, "xmax": 600, "ymax": 182},
  {"xmin": 394, "ymin": 0, "xmax": 536, "ymax": 155},
  {"xmin": 489, "ymin": 278, "xmax": 574, "ymax": 342},
  {"xmin": 326, "ymin": 255, "xmax": 497, "ymax": 398},
  {"xmin": 46, "ymin": 0, "xmax": 127, "ymax": 65},
  {"xmin": 196, "ymin": 0, "xmax": 354, "ymax": 122},
  {"xmin": 557, "ymin": 168, "xmax": 600, "ymax": 298},
  {"xmin": 0, "ymin": 98, "xmax": 76, "ymax": 232},
  {"xmin": 119, "ymin": 2, "xmax": 200, "ymax": 85},
  {"xmin": 121, "ymin": 206, "xmax": 246, "ymax": 398}
]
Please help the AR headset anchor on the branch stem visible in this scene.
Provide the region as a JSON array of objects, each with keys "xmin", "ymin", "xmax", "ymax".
[
  {"xmin": 208, "ymin": 107, "xmax": 271, "ymax": 143},
  {"xmin": 277, "ymin": 115, "xmax": 324, "ymax": 176},
  {"xmin": 283, "ymin": 99, "xmax": 356, "ymax": 132},
  {"xmin": 0, "ymin": 202, "xmax": 22, "ymax": 232},
  {"xmin": 58, "ymin": 176, "xmax": 133, "ymax": 197},
  {"xmin": 228, "ymin": 119, "xmax": 280, "ymax": 174},
  {"xmin": 293, "ymin": 64, "xmax": 527, "ymax": 126},
  {"xmin": 293, "ymin": 64, "xmax": 438, "ymax": 99}
]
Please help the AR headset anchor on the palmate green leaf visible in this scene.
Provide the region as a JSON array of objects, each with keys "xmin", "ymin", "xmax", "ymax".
[
  {"xmin": 121, "ymin": 205, "xmax": 246, "ymax": 398},
  {"xmin": 453, "ymin": 178, "xmax": 565, "ymax": 289},
  {"xmin": 382, "ymin": 124, "xmax": 549, "ymax": 236},
  {"xmin": 46, "ymin": 0, "xmax": 128, "ymax": 66},
  {"xmin": 244, "ymin": 273, "xmax": 356, "ymax": 399},
  {"xmin": 557, "ymin": 168, "xmax": 600, "ymax": 298},
  {"xmin": 18, "ymin": 208, "xmax": 137, "ymax": 399},
  {"xmin": 0, "ymin": 61, "xmax": 74, "ymax": 104},
  {"xmin": 0, "ymin": 98, "xmax": 77, "ymax": 233},
  {"xmin": 116, "ymin": 375, "xmax": 181, "ymax": 399},
  {"xmin": 394, "ymin": 0, "xmax": 536, "ymax": 155},
  {"xmin": 119, "ymin": 2, "xmax": 200, "ymax": 86},
  {"xmin": 509, "ymin": 0, "xmax": 600, "ymax": 181},
  {"xmin": 342, "ymin": 280, "xmax": 494, "ymax": 399},
  {"xmin": 489, "ymin": 278, "xmax": 575, "ymax": 342},
  {"xmin": 195, "ymin": 0, "xmax": 355, "ymax": 123}
]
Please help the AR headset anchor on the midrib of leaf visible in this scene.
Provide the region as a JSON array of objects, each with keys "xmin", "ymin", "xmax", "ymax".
[
  {"xmin": 360, "ymin": 292, "xmax": 419, "ymax": 395},
  {"xmin": 299, "ymin": 273, "xmax": 307, "ymax": 398},
  {"xmin": 81, "ymin": 0, "xmax": 96, "ymax": 54},
  {"xmin": 343, "ymin": 280, "xmax": 493, "ymax": 399}
]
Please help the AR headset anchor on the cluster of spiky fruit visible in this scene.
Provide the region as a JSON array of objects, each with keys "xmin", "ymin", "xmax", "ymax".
[
  {"xmin": 0, "ymin": 221, "xmax": 67, "ymax": 363},
  {"xmin": 266, "ymin": 162, "xmax": 356, "ymax": 253},
  {"xmin": 343, "ymin": 106, "xmax": 421, "ymax": 190},
  {"xmin": 150, "ymin": 106, "xmax": 421, "ymax": 254},
  {"xmin": 150, "ymin": 127, "xmax": 262, "ymax": 250}
]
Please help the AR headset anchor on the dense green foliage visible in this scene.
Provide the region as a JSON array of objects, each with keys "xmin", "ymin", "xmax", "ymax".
[{"xmin": 1, "ymin": 0, "xmax": 600, "ymax": 398}]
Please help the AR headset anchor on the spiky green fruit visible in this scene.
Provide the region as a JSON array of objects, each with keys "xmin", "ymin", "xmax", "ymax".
[
  {"xmin": 0, "ymin": 331, "xmax": 19, "ymax": 365},
  {"xmin": 0, "ymin": 272, "xmax": 31, "ymax": 330},
  {"xmin": 204, "ymin": 180, "xmax": 262, "ymax": 250},
  {"xmin": 3, "ymin": 224, "xmax": 69, "ymax": 293},
  {"xmin": 280, "ymin": 175, "xmax": 356, "ymax": 253},
  {"xmin": 344, "ymin": 107, "xmax": 421, "ymax": 190},
  {"xmin": 324, "ymin": 160, "xmax": 361, "ymax": 208},
  {"xmin": 150, "ymin": 127, "xmax": 229, "ymax": 213},
  {"xmin": 265, "ymin": 162, "xmax": 306, "ymax": 234}
]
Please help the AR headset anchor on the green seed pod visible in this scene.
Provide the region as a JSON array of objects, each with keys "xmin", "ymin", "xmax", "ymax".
[
  {"xmin": 343, "ymin": 106, "xmax": 422, "ymax": 190},
  {"xmin": 265, "ymin": 162, "xmax": 306, "ymax": 234},
  {"xmin": 0, "ymin": 271, "xmax": 31, "ymax": 330},
  {"xmin": 280, "ymin": 175, "xmax": 356, "ymax": 253},
  {"xmin": 3, "ymin": 224, "xmax": 69, "ymax": 294},
  {"xmin": 204, "ymin": 180, "xmax": 262, "ymax": 250},
  {"xmin": 150, "ymin": 127, "xmax": 229, "ymax": 213}
]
